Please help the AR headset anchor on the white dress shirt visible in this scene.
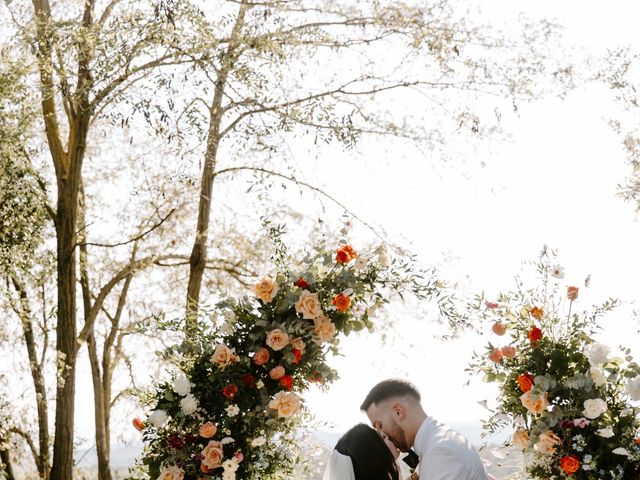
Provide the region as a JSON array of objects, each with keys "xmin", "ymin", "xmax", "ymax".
[{"xmin": 413, "ymin": 417, "xmax": 487, "ymax": 480}]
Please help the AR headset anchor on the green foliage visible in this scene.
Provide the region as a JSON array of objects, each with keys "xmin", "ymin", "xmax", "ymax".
[{"xmin": 467, "ymin": 249, "xmax": 640, "ymax": 479}]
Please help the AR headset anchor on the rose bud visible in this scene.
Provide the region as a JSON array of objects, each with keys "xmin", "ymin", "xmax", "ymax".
[
  {"xmin": 488, "ymin": 348, "xmax": 503, "ymax": 363},
  {"xmin": 567, "ymin": 286, "xmax": 579, "ymax": 301},
  {"xmin": 491, "ymin": 322, "xmax": 506, "ymax": 336}
]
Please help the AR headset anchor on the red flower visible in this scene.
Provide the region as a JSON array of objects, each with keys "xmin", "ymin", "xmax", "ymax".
[
  {"xmin": 291, "ymin": 348, "xmax": 302, "ymax": 365},
  {"xmin": 168, "ymin": 434, "xmax": 185, "ymax": 450},
  {"xmin": 529, "ymin": 306, "xmax": 543, "ymax": 320},
  {"xmin": 132, "ymin": 417, "xmax": 145, "ymax": 431},
  {"xmin": 528, "ymin": 326, "xmax": 543, "ymax": 344},
  {"xmin": 485, "ymin": 301, "xmax": 499, "ymax": 309},
  {"xmin": 332, "ymin": 293, "xmax": 352, "ymax": 312},
  {"xmin": 294, "ymin": 277, "xmax": 309, "ymax": 289},
  {"xmin": 517, "ymin": 373, "xmax": 535, "ymax": 393},
  {"xmin": 335, "ymin": 245, "xmax": 358, "ymax": 264},
  {"xmin": 567, "ymin": 286, "xmax": 579, "ymax": 301},
  {"xmin": 560, "ymin": 455, "xmax": 580, "ymax": 475},
  {"xmin": 279, "ymin": 375, "xmax": 294, "ymax": 390},
  {"xmin": 242, "ymin": 373, "xmax": 256, "ymax": 388},
  {"xmin": 223, "ymin": 384, "xmax": 238, "ymax": 400}
]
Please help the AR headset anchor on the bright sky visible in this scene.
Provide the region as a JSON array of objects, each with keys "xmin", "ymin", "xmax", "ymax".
[{"xmin": 302, "ymin": 0, "xmax": 640, "ymax": 434}]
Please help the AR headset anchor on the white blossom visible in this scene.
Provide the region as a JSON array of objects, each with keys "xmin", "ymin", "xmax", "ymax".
[
  {"xmin": 172, "ymin": 374, "xmax": 192, "ymax": 396},
  {"xmin": 180, "ymin": 394, "xmax": 198, "ymax": 415},
  {"xmin": 149, "ymin": 409, "xmax": 168, "ymax": 428}
]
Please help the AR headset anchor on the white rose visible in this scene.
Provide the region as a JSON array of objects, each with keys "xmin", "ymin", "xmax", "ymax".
[
  {"xmin": 612, "ymin": 447, "xmax": 630, "ymax": 456},
  {"xmin": 222, "ymin": 458, "xmax": 240, "ymax": 473},
  {"xmin": 625, "ymin": 376, "xmax": 640, "ymax": 401},
  {"xmin": 180, "ymin": 394, "xmax": 198, "ymax": 415},
  {"xmin": 158, "ymin": 465, "xmax": 184, "ymax": 480},
  {"xmin": 226, "ymin": 404, "xmax": 240, "ymax": 417},
  {"xmin": 148, "ymin": 409, "xmax": 168, "ymax": 428},
  {"xmin": 251, "ymin": 436, "xmax": 266, "ymax": 447},
  {"xmin": 597, "ymin": 427, "xmax": 614, "ymax": 438},
  {"xmin": 584, "ymin": 343, "xmax": 610, "ymax": 366},
  {"xmin": 172, "ymin": 374, "xmax": 192, "ymax": 396},
  {"xmin": 583, "ymin": 398, "xmax": 608, "ymax": 419},
  {"xmin": 589, "ymin": 367, "xmax": 607, "ymax": 387},
  {"xmin": 221, "ymin": 436, "xmax": 235, "ymax": 445}
]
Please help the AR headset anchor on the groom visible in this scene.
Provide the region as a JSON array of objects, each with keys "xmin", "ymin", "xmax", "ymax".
[{"xmin": 361, "ymin": 379, "xmax": 487, "ymax": 480}]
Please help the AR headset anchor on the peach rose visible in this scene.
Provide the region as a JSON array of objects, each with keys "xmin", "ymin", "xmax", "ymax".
[
  {"xmin": 535, "ymin": 430, "xmax": 562, "ymax": 455},
  {"xmin": 512, "ymin": 429, "xmax": 530, "ymax": 449},
  {"xmin": 520, "ymin": 390, "xmax": 549, "ymax": 414},
  {"xmin": 492, "ymin": 322, "xmax": 506, "ymax": 336},
  {"xmin": 501, "ymin": 345, "xmax": 516, "ymax": 359},
  {"xmin": 488, "ymin": 348, "xmax": 503, "ymax": 363},
  {"xmin": 314, "ymin": 316, "xmax": 336, "ymax": 343},
  {"xmin": 253, "ymin": 276, "xmax": 279, "ymax": 303},
  {"xmin": 252, "ymin": 347, "xmax": 270, "ymax": 366},
  {"xmin": 290, "ymin": 337, "xmax": 306, "ymax": 353},
  {"xmin": 567, "ymin": 286, "xmax": 579, "ymax": 301},
  {"xmin": 210, "ymin": 344, "xmax": 238, "ymax": 367},
  {"xmin": 295, "ymin": 290, "xmax": 323, "ymax": 320},
  {"xmin": 199, "ymin": 422, "xmax": 217, "ymax": 438},
  {"xmin": 201, "ymin": 440, "xmax": 225, "ymax": 469},
  {"xmin": 268, "ymin": 391, "xmax": 301, "ymax": 418},
  {"xmin": 266, "ymin": 329, "xmax": 290, "ymax": 351},
  {"xmin": 269, "ymin": 366, "xmax": 285, "ymax": 380},
  {"xmin": 158, "ymin": 465, "xmax": 184, "ymax": 480}
]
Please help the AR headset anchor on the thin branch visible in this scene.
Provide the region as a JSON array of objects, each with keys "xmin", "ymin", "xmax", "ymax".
[
  {"xmin": 8, "ymin": 428, "xmax": 39, "ymax": 468},
  {"xmin": 212, "ymin": 166, "xmax": 385, "ymax": 241},
  {"xmin": 76, "ymin": 208, "xmax": 175, "ymax": 248}
]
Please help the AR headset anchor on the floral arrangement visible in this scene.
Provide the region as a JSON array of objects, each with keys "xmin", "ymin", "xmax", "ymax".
[
  {"xmin": 468, "ymin": 248, "xmax": 640, "ymax": 480},
  {"xmin": 131, "ymin": 225, "xmax": 443, "ymax": 480}
]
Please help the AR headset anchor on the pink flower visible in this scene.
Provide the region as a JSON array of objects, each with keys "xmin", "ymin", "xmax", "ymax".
[
  {"xmin": 573, "ymin": 417, "xmax": 590, "ymax": 428},
  {"xmin": 485, "ymin": 301, "xmax": 499, "ymax": 309}
]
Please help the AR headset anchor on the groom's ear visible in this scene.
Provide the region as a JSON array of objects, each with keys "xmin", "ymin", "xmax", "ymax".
[{"xmin": 392, "ymin": 403, "xmax": 406, "ymax": 420}]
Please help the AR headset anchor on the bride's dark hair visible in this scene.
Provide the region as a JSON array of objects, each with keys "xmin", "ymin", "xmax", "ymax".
[{"xmin": 334, "ymin": 424, "xmax": 400, "ymax": 480}]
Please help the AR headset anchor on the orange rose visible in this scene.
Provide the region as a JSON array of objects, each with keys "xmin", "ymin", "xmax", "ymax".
[
  {"xmin": 535, "ymin": 430, "xmax": 562, "ymax": 455},
  {"xmin": 488, "ymin": 348, "xmax": 503, "ymax": 363},
  {"xmin": 201, "ymin": 440, "xmax": 224, "ymax": 469},
  {"xmin": 491, "ymin": 322, "xmax": 506, "ymax": 336},
  {"xmin": 266, "ymin": 328, "xmax": 290, "ymax": 351},
  {"xmin": 269, "ymin": 366, "xmax": 285, "ymax": 380},
  {"xmin": 132, "ymin": 417, "xmax": 145, "ymax": 431},
  {"xmin": 529, "ymin": 306, "xmax": 543, "ymax": 320},
  {"xmin": 252, "ymin": 347, "xmax": 270, "ymax": 366},
  {"xmin": 634, "ymin": 437, "xmax": 640, "ymax": 446},
  {"xmin": 501, "ymin": 345, "xmax": 516, "ymax": 359},
  {"xmin": 560, "ymin": 455, "xmax": 580, "ymax": 475},
  {"xmin": 279, "ymin": 375, "xmax": 294, "ymax": 390},
  {"xmin": 199, "ymin": 422, "xmax": 217, "ymax": 439},
  {"xmin": 517, "ymin": 373, "xmax": 535, "ymax": 393},
  {"xmin": 335, "ymin": 245, "xmax": 358, "ymax": 264},
  {"xmin": 528, "ymin": 326, "xmax": 543, "ymax": 344},
  {"xmin": 332, "ymin": 293, "xmax": 351, "ymax": 312},
  {"xmin": 521, "ymin": 390, "xmax": 549, "ymax": 414},
  {"xmin": 567, "ymin": 286, "xmax": 579, "ymax": 301}
]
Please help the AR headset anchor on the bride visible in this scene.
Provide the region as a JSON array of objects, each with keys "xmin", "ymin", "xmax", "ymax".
[{"xmin": 323, "ymin": 423, "xmax": 407, "ymax": 480}]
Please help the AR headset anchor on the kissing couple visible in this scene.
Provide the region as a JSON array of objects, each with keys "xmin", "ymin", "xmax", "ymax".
[{"xmin": 323, "ymin": 379, "xmax": 488, "ymax": 480}]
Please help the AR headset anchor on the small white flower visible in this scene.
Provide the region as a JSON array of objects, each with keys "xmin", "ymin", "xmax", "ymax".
[
  {"xmin": 180, "ymin": 394, "xmax": 198, "ymax": 415},
  {"xmin": 589, "ymin": 367, "xmax": 607, "ymax": 387},
  {"xmin": 539, "ymin": 244, "xmax": 548, "ymax": 259},
  {"xmin": 251, "ymin": 436, "xmax": 267, "ymax": 447},
  {"xmin": 222, "ymin": 458, "xmax": 240, "ymax": 473},
  {"xmin": 550, "ymin": 264, "xmax": 565, "ymax": 279},
  {"xmin": 148, "ymin": 409, "xmax": 168, "ymax": 428},
  {"xmin": 354, "ymin": 256, "xmax": 368, "ymax": 271},
  {"xmin": 226, "ymin": 404, "xmax": 240, "ymax": 417},
  {"xmin": 221, "ymin": 436, "xmax": 235, "ymax": 445},
  {"xmin": 625, "ymin": 376, "xmax": 640, "ymax": 400},
  {"xmin": 256, "ymin": 380, "xmax": 264, "ymax": 389},
  {"xmin": 584, "ymin": 343, "xmax": 610, "ymax": 367},
  {"xmin": 584, "ymin": 273, "xmax": 591, "ymax": 287},
  {"xmin": 620, "ymin": 408, "xmax": 634, "ymax": 417},
  {"xmin": 342, "ymin": 288, "xmax": 354, "ymax": 297},
  {"xmin": 597, "ymin": 427, "xmax": 614, "ymax": 438},
  {"xmin": 172, "ymin": 373, "xmax": 192, "ymax": 396},
  {"xmin": 376, "ymin": 244, "xmax": 390, "ymax": 267},
  {"xmin": 612, "ymin": 447, "xmax": 630, "ymax": 456}
]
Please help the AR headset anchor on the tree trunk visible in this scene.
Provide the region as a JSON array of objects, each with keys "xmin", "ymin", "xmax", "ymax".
[
  {"xmin": 88, "ymin": 333, "xmax": 112, "ymax": 480},
  {"xmin": 0, "ymin": 447, "xmax": 16, "ymax": 480},
  {"xmin": 184, "ymin": 2, "xmax": 249, "ymax": 324}
]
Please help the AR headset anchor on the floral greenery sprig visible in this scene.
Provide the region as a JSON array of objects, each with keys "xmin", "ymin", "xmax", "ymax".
[
  {"xmin": 468, "ymin": 248, "xmax": 640, "ymax": 480},
  {"xmin": 130, "ymin": 225, "xmax": 449, "ymax": 480}
]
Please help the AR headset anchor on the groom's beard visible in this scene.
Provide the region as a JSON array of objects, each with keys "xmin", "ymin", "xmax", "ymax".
[{"xmin": 387, "ymin": 417, "xmax": 410, "ymax": 452}]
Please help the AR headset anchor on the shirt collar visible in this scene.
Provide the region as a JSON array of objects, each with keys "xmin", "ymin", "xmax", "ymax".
[{"xmin": 413, "ymin": 416, "xmax": 436, "ymax": 455}]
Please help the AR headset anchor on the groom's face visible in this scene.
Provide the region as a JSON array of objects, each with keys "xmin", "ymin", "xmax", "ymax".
[{"xmin": 366, "ymin": 401, "xmax": 410, "ymax": 452}]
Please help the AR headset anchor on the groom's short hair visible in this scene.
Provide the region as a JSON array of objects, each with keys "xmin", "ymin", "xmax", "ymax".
[{"xmin": 360, "ymin": 379, "xmax": 421, "ymax": 410}]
